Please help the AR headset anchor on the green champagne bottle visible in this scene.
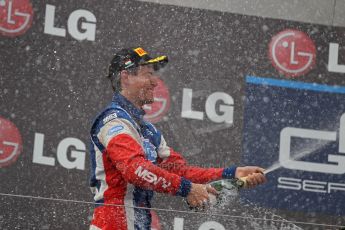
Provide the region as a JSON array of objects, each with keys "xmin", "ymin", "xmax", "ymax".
[
  {"xmin": 207, "ymin": 177, "xmax": 248, "ymax": 207},
  {"xmin": 187, "ymin": 177, "xmax": 248, "ymax": 210}
]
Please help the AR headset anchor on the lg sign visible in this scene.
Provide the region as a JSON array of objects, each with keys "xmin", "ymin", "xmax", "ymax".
[
  {"xmin": 0, "ymin": 0, "xmax": 33, "ymax": 37},
  {"xmin": 269, "ymin": 29, "xmax": 316, "ymax": 77},
  {"xmin": 269, "ymin": 29, "xmax": 345, "ymax": 76},
  {"xmin": 0, "ymin": 1, "xmax": 96, "ymax": 40},
  {"xmin": 44, "ymin": 4, "xmax": 96, "ymax": 41},
  {"xmin": 181, "ymin": 89, "xmax": 234, "ymax": 124},
  {"xmin": 0, "ymin": 116, "xmax": 23, "ymax": 167},
  {"xmin": 0, "ymin": 116, "xmax": 86, "ymax": 170},
  {"xmin": 143, "ymin": 83, "xmax": 235, "ymax": 124}
]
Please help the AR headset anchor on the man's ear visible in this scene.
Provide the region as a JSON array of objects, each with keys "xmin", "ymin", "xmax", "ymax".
[{"xmin": 120, "ymin": 70, "xmax": 130, "ymax": 89}]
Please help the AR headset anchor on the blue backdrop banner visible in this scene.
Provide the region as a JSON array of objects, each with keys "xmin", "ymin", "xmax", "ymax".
[{"xmin": 242, "ymin": 76, "xmax": 345, "ymax": 215}]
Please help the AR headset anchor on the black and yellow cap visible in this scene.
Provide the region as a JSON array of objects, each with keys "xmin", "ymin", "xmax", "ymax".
[{"xmin": 108, "ymin": 47, "xmax": 168, "ymax": 78}]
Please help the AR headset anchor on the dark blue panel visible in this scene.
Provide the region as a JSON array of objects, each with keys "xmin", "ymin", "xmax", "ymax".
[{"xmin": 241, "ymin": 76, "xmax": 345, "ymax": 216}]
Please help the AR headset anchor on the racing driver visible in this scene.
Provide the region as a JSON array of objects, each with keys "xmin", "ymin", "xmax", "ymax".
[{"xmin": 89, "ymin": 47, "xmax": 266, "ymax": 230}]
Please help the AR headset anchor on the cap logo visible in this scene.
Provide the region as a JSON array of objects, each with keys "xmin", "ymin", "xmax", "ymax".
[
  {"xmin": 124, "ymin": 59, "xmax": 134, "ymax": 68},
  {"xmin": 134, "ymin": 47, "xmax": 147, "ymax": 57}
]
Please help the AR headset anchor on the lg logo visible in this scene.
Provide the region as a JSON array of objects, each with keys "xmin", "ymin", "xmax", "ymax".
[
  {"xmin": 181, "ymin": 88, "xmax": 234, "ymax": 124},
  {"xmin": 0, "ymin": 0, "xmax": 33, "ymax": 37},
  {"xmin": 0, "ymin": 116, "xmax": 86, "ymax": 170},
  {"xmin": 0, "ymin": 116, "xmax": 23, "ymax": 167},
  {"xmin": 328, "ymin": 43, "xmax": 345, "ymax": 73},
  {"xmin": 44, "ymin": 4, "xmax": 96, "ymax": 41},
  {"xmin": 141, "ymin": 80, "xmax": 235, "ymax": 125},
  {"xmin": 32, "ymin": 133, "xmax": 86, "ymax": 170},
  {"xmin": 269, "ymin": 29, "xmax": 316, "ymax": 77},
  {"xmin": 0, "ymin": 1, "xmax": 96, "ymax": 40},
  {"xmin": 269, "ymin": 29, "xmax": 345, "ymax": 76}
]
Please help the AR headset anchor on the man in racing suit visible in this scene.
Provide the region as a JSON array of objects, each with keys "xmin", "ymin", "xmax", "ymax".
[{"xmin": 89, "ymin": 47, "xmax": 266, "ymax": 230}]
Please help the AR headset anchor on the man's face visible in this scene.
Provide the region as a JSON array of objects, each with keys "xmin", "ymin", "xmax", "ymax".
[{"xmin": 126, "ymin": 65, "xmax": 158, "ymax": 105}]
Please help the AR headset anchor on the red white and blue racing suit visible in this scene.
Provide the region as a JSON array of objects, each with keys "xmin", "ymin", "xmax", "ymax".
[{"xmin": 89, "ymin": 93, "xmax": 237, "ymax": 230}]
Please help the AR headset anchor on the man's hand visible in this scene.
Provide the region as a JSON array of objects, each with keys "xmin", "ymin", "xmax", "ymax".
[
  {"xmin": 186, "ymin": 183, "xmax": 217, "ymax": 208},
  {"xmin": 235, "ymin": 166, "xmax": 267, "ymax": 188}
]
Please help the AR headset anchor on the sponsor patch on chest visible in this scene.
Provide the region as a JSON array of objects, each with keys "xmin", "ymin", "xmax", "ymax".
[
  {"xmin": 107, "ymin": 125, "xmax": 124, "ymax": 136},
  {"xmin": 103, "ymin": 113, "xmax": 117, "ymax": 124}
]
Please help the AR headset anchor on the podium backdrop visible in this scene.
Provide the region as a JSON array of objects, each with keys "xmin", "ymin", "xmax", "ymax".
[{"xmin": 1, "ymin": 0, "xmax": 345, "ymax": 229}]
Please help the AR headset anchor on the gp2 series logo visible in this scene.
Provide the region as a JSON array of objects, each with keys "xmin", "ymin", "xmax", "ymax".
[
  {"xmin": 0, "ymin": 0, "xmax": 33, "ymax": 37},
  {"xmin": 280, "ymin": 113, "xmax": 345, "ymax": 174},
  {"xmin": 243, "ymin": 76, "xmax": 345, "ymax": 215},
  {"xmin": 0, "ymin": 116, "xmax": 23, "ymax": 167},
  {"xmin": 269, "ymin": 29, "xmax": 316, "ymax": 77}
]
